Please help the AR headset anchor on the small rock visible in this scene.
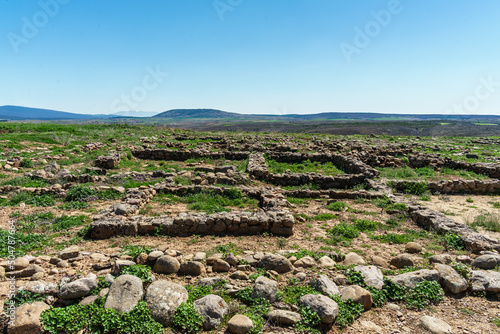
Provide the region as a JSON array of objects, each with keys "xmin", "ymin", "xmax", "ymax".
[
  {"xmin": 59, "ymin": 246, "xmax": 80, "ymax": 260},
  {"xmin": 179, "ymin": 261, "xmax": 206, "ymax": 276},
  {"xmin": 193, "ymin": 294, "xmax": 228, "ymax": 330},
  {"xmin": 251, "ymin": 276, "xmax": 278, "ymax": 302},
  {"xmin": 257, "ymin": 254, "xmax": 293, "ymax": 273},
  {"xmin": 317, "ymin": 256, "xmax": 336, "ymax": 268},
  {"xmin": 344, "ymin": 252, "xmax": 365, "ymax": 266},
  {"xmin": 294, "ymin": 256, "xmax": 316, "ymax": 268},
  {"xmin": 429, "ymin": 254, "xmax": 454, "ymax": 265},
  {"xmin": 310, "ymin": 275, "xmax": 339, "ymax": 296},
  {"xmin": 213, "ymin": 259, "xmax": 231, "ymax": 272},
  {"xmin": 299, "ymin": 294, "xmax": 338, "ymax": 324},
  {"xmin": 339, "ymin": 285, "xmax": 373, "ymax": 310},
  {"xmin": 267, "ymin": 309, "xmax": 301, "ymax": 326},
  {"xmin": 419, "ymin": 315, "xmax": 452, "ymax": 334},
  {"xmin": 405, "ymin": 242, "xmax": 422, "ymax": 254},
  {"xmin": 227, "ymin": 314, "xmax": 253, "ymax": 334},
  {"xmin": 153, "ymin": 255, "xmax": 180, "ymax": 274},
  {"xmin": 59, "ymin": 274, "xmax": 97, "ymax": 300},
  {"xmin": 148, "ymin": 250, "xmax": 164, "ymax": 262},
  {"xmin": 390, "ymin": 254, "xmax": 414, "ymax": 269}
]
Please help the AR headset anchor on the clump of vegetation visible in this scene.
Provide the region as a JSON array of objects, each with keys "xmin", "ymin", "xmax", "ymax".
[
  {"xmin": 281, "ymin": 284, "xmax": 319, "ymax": 305},
  {"xmin": 41, "ymin": 300, "xmax": 163, "ymax": 334},
  {"xmin": 404, "ymin": 281, "xmax": 444, "ymax": 310},
  {"xmin": 443, "ymin": 233, "xmax": 465, "ymax": 250},
  {"xmin": 327, "ymin": 201, "xmax": 348, "ymax": 211},
  {"xmin": 470, "ymin": 214, "xmax": 500, "ymax": 232},
  {"xmin": 5, "ymin": 290, "xmax": 46, "ymax": 310},
  {"xmin": 120, "ymin": 264, "xmax": 153, "ymax": 283},
  {"xmin": 172, "ymin": 302, "xmax": 204, "ymax": 333},
  {"xmin": 65, "ymin": 185, "xmax": 96, "ymax": 202},
  {"xmin": 0, "ymin": 229, "xmax": 50, "ymax": 257},
  {"xmin": 331, "ymin": 295, "xmax": 364, "ymax": 328},
  {"xmin": 122, "ymin": 245, "xmax": 153, "ymax": 259},
  {"xmin": 0, "ymin": 191, "xmax": 55, "ymax": 207},
  {"xmin": 266, "ymin": 158, "xmax": 345, "ymax": 176}
]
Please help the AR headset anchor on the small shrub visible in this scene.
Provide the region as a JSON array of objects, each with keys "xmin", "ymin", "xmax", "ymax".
[
  {"xmin": 120, "ymin": 264, "xmax": 153, "ymax": 283},
  {"xmin": 65, "ymin": 185, "xmax": 96, "ymax": 202},
  {"xmin": 331, "ymin": 295, "xmax": 363, "ymax": 328},
  {"xmin": 6, "ymin": 290, "xmax": 45, "ymax": 310},
  {"xmin": 397, "ymin": 181, "xmax": 429, "ymax": 195},
  {"xmin": 470, "ymin": 214, "xmax": 500, "ymax": 232},
  {"xmin": 41, "ymin": 300, "xmax": 163, "ymax": 334},
  {"xmin": 345, "ymin": 268, "xmax": 366, "ymax": 286},
  {"xmin": 294, "ymin": 305, "xmax": 321, "ymax": 333},
  {"xmin": 444, "ymin": 233, "xmax": 465, "ymax": 250},
  {"xmin": 371, "ymin": 233, "xmax": 416, "ymax": 244},
  {"xmin": 405, "ymin": 280, "xmax": 444, "ymax": 310},
  {"xmin": 50, "ymin": 215, "xmax": 88, "ymax": 232},
  {"xmin": 366, "ymin": 286, "xmax": 387, "ymax": 308},
  {"xmin": 281, "ymin": 284, "xmax": 319, "ymax": 305},
  {"xmin": 311, "ymin": 213, "xmax": 336, "ymax": 221},
  {"xmin": 353, "ymin": 219, "xmax": 380, "ymax": 232},
  {"xmin": 20, "ymin": 158, "xmax": 33, "ymax": 168},
  {"xmin": 370, "ymin": 196, "xmax": 392, "ymax": 208},
  {"xmin": 452, "ymin": 262, "xmax": 471, "ymax": 279},
  {"xmin": 382, "ymin": 278, "xmax": 406, "ymax": 302},
  {"xmin": 385, "ymin": 203, "xmax": 407, "ymax": 211},
  {"xmin": 328, "ymin": 223, "xmax": 359, "ymax": 240},
  {"xmin": 59, "ymin": 201, "xmax": 90, "ymax": 210},
  {"xmin": 327, "ymin": 201, "xmax": 348, "ymax": 211},
  {"xmin": 172, "ymin": 302, "xmax": 204, "ymax": 333},
  {"xmin": 122, "ymin": 245, "xmax": 153, "ymax": 259}
]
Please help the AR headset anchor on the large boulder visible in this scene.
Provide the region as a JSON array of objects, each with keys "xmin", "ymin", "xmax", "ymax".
[
  {"xmin": 145, "ymin": 280, "xmax": 188, "ymax": 326},
  {"xmin": 434, "ymin": 264, "xmax": 467, "ymax": 294},
  {"xmin": 105, "ymin": 274, "xmax": 143, "ymax": 312},
  {"xmin": 469, "ymin": 270, "xmax": 500, "ymax": 292},
  {"xmin": 266, "ymin": 309, "xmax": 301, "ymax": 326},
  {"xmin": 59, "ymin": 274, "xmax": 97, "ymax": 300},
  {"xmin": 471, "ymin": 254, "xmax": 500, "ymax": 270},
  {"xmin": 343, "ymin": 252, "xmax": 365, "ymax": 266},
  {"xmin": 193, "ymin": 294, "xmax": 229, "ymax": 330},
  {"xmin": 390, "ymin": 254, "xmax": 414, "ymax": 269},
  {"xmin": 354, "ymin": 265, "xmax": 384, "ymax": 289},
  {"xmin": 299, "ymin": 294, "xmax": 338, "ymax": 324},
  {"xmin": 179, "ymin": 261, "xmax": 206, "ymax": 276},
  {"xmin": 339, "ymin": 285, "xmax": 373, "ymax": 311},
  {"xmin": 153, "ymin": 255, "xmax": 180, "ymax": 274},
  {"xmin": 257, "ymin": 254, "xmax": 293, "ymax": 273},
  {"xmin": 310, "ymin": 275, "xmax": 339, "ymax": 296},
  {"xmin": 251, "ymin": 276, "xmax": 278, "ymax": 302},
  {"xmin": 7, "ymin": 302, "xmax": 49, "ymax": 334},
  {"xmin": 389, "ymin": 269, "xmax": 440, "ymax": 289}
]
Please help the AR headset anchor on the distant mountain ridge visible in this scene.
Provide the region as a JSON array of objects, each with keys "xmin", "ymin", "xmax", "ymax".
[
  {"xmin": 1, "ymin": 105, "xmax": 499, "ymax": 121},
  {"xmin": 0, "ymin": 105, "xmax": 109, "ymax": 120},
  {"xmin": 153, "ymin": 109, "xmax": 241, "ymax": 118}
]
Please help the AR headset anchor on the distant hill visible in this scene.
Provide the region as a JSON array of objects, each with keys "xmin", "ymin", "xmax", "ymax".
[
  {"xmin": 0, "ymin": 105, "xmax": 109, "ymax": 120},
  {"xmin": 153, "ymin": 109, "xmax": 242, "ymax": 119}
]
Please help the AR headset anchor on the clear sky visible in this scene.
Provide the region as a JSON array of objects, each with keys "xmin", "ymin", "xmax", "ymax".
[{"xmin": 1, "ymin": 0, "xmax": 499, "ymax": 115}]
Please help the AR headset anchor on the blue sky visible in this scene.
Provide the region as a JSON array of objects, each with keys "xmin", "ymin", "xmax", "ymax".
[{"xmin": 1, "ymin": 0, "xmax": 499, "ymax": 115}]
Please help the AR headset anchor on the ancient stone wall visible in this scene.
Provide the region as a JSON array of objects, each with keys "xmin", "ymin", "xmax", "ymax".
[{"xmin": 390, "ymin": 179, "xmax": 500, "ymax": 194}]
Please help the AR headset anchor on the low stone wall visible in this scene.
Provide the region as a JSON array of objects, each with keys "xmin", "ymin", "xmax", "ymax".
[
  {"xmin": 409, "ymin": 206, "xmax": 500, "ymax": 253},
  {"xmin": 264, "ymin": 152, "xmax": 379, "ymax": 177},
  {"xmin": 90, "ymin": 210, "xmax": 295, "ymax": 239},
  {"xmin": 390, "ymin": 179, "xmax": 500, "ymax": 194},
  {"xmin": 446, "ymin": 160, "xmax": 500, "ymax": 179},
  {"xmin": 247, "ymin": 153, "xmax": 375, "ymax": 189},
  {"xmin": 282, "ymin": 189, "xmax": 386, "ymax": 199},
  {"xmin": 131, "ymin": 149, "xmax": 249, "ymax": 161}
]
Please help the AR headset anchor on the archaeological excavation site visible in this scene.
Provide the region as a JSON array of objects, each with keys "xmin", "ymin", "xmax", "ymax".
[{"xmin": 1, "ymin": 123, "xmax": 500, "ymax": 334}]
